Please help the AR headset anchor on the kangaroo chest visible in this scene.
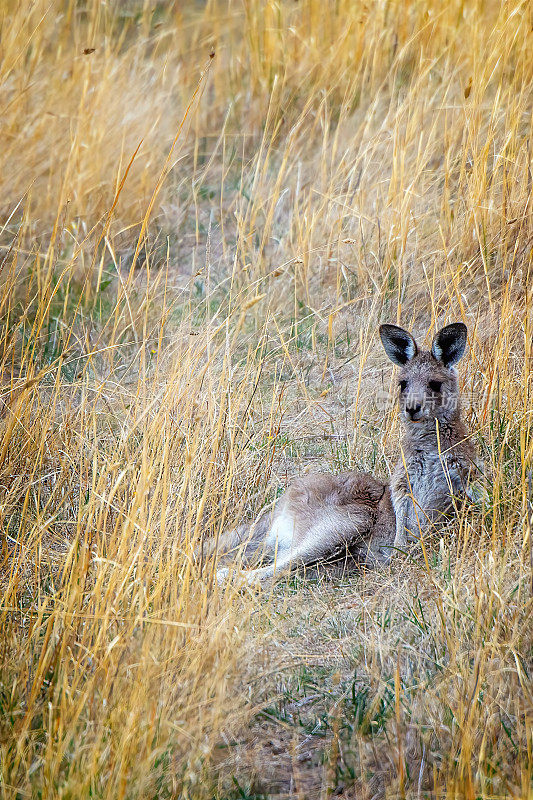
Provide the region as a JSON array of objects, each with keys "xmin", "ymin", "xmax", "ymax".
[{"xmin": 403, "ymin": 450, "xmax": 459, "ymax": 513}]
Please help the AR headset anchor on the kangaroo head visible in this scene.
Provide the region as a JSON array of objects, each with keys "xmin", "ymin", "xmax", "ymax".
[{"xmin": 379, "ymin": 323, "xmax": 467, "ymax": 429}]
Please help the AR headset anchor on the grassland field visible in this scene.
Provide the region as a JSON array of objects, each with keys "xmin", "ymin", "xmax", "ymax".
[{"xmin": 0, "ymin": 0, "xmax": 532, "ymax": 797}]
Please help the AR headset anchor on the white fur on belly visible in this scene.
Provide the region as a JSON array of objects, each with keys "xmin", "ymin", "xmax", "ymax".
[{"xmin": 265, "ymin": 507, "xmax": 296, "ymax": 552}]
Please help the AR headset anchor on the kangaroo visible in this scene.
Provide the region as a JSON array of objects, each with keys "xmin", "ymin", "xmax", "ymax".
[
  {"xmin": 380, "ymin": 322, "xmax": 479, "ymax": 552},
  {"xmin": 215, "ymin": 323, "xmax": 478, "ymax": 584}
]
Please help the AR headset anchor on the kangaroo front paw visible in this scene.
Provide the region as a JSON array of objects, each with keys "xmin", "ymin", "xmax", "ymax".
[
  {"xmin": 377, "ymin": 545, "xmax": 395, "ymax": 564},
  {"xmin": 364, "ymin": 546, "xmax": 391, "ymax": 566},
  {"xmin": 393, "ymin": 529, "xmax": 408, "ymax": 551}
]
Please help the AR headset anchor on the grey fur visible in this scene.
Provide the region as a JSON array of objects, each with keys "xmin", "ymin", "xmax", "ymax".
[{"xmin": 386, "ymin": 323, "xmax": 477, "ymax": 551}]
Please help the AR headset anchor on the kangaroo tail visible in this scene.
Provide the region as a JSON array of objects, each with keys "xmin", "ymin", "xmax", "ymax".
[
  {"xmin": 195, "ymin": 500, "xmax": 276, "ymax": 567},
  {"xmin": 195, "ymin": 526, "xmax": 248, "ymax": 562}
]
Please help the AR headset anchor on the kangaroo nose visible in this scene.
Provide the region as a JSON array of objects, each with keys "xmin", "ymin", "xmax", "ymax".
[{"xmin": 406, "ymin": 403, "xmax": 422, "ymax": 419}]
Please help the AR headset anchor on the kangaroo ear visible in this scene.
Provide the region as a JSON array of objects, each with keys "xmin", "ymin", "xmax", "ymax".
[
  {"xmin": 379, "ymin": 324, "xmax": 418, "ymax": 365},
  {"xmin": 431, "ymin": 323, "xmax": 467, "ymax": 367}
]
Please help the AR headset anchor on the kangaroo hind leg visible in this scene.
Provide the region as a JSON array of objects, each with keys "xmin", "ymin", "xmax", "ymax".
[
  {"xmin": 232, "ymin": 515, "xmax": 354, "ymax": 585},
  {"xmin": 233, "ymin": 535, "xmax": 324, "ymax": 585}
]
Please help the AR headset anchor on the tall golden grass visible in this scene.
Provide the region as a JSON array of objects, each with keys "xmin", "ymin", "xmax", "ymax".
[{"xmin": 0, "ymin": 0, "xmax": 531, "ymax": 797}]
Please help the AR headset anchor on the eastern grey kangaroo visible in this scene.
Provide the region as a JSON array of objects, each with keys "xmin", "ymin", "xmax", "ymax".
[{"xmin": 216, "ymin": 323, "xmax": 478, "ymax": 584}]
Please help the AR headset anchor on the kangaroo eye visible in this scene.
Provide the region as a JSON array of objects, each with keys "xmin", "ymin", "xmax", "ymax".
[
  {"xmin": 429, "ymin": 380, "xmax": 443, "ymax": 393},
  {"xmin": 399, "ymin": 380, "xmax": 408, "ymax": 392}
]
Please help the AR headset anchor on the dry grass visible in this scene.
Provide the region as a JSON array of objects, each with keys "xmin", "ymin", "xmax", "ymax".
[{"xmin": 0, "ymin": 0, "xmax": 532, "ymax": 797}]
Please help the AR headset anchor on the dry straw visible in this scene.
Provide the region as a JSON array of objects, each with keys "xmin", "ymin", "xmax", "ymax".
[{"xmin": 0, "ymin": 0, "xmax": 531, "ymax": 797}]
